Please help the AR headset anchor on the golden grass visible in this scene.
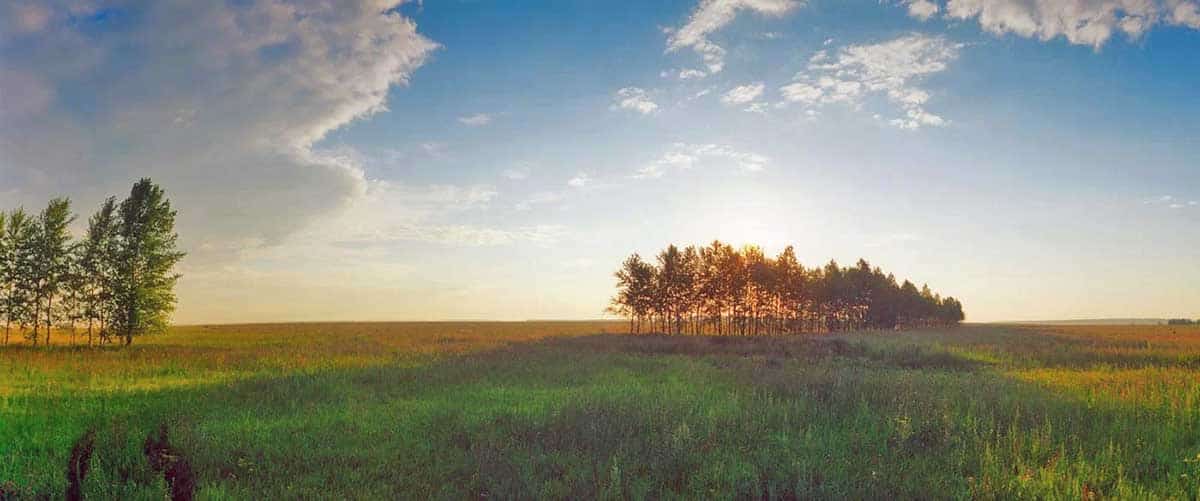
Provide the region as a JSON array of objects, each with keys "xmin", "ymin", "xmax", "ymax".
[{"xmin": 0, "ymin": 321, "xmax": 625, "ymax": 396}]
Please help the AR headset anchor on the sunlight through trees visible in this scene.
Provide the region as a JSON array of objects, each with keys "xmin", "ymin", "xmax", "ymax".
[{"xmin": 609, "ymin": 241, "xmax": 964, "ymax": 335}]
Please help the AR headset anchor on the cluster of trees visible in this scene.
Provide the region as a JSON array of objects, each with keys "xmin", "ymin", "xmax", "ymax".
[
  {"xmin": 609, "ymin": 241, "xmax": 964, "ymax": 335},
  {"xmin": 1167, "ymin": 319, "xmax": 1197, "ymax": 325},
  {"xmin": 0, "ymin": 179, "xmax": 184, "ymax": 347}
]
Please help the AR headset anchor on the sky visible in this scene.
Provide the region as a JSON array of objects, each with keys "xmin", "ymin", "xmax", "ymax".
[{"xmin": 1, "ymin": 0, "xmax": 1198, "ymax": 324}]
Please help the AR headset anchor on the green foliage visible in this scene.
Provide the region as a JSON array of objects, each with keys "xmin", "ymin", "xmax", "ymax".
[
  {"xmin": 77, "ymin": 197, "xmax": 120, "ymax": 345},
  {"xmin": 29, "ymin": 198, "xmax": 77, "ymax": 345},
  {"xmin": 0, "ymin": 208, "xmax": 37, "ymax": 345},
  {"xmin": 0, "ymin": 179, "xmax": 184, "ymax": 347},
  {"xmin": 110, "ymin": 179, "xmax": 186, "ymax": 344}
]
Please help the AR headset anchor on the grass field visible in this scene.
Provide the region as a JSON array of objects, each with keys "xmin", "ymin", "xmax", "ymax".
[{"xmin": 1, "ymin": 322, "xmax": 1198, "ymax": 499}]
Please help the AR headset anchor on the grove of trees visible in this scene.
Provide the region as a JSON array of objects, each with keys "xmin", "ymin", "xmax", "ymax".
[
  {"xmin": 609, "ymin": 241, "xmax": 964, "ymax": 335},
  {"xmin": 0, "ymin": 179, "xmax": 185, "ymax": 346}
]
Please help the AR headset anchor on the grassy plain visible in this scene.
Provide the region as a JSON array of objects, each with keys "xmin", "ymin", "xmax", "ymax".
[{"xmin": 1, "ymin": 322, "xmax": 1198, "ymax": 499}]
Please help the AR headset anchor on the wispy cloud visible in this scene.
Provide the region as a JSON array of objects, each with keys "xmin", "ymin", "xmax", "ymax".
[
  {"xmin": 611, "ymin": 87, "xmax": 659, "ymax": 114},
  {"xmin": 1144, "ymin": 194, "xmax": 1197, "ymax": 209},
  {"xmin": 636, "ymin": 143, "xmax": 768, "ymax": 178},
  {"xmin": 665, "ymin": 0, "xmax": 803, "ymax": 74},
  {"xmin": 781, "ymin": 33, "xmax": 960, "ymax": 129},
  {"xmin": 458, "ymin": 113, "xmax": 493, "ymax": 126}
]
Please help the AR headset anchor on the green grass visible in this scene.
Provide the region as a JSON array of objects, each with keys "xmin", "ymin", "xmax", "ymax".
[{"xmin": 1, "ymin": 322, "xmax": 1198, "ymax": 499}]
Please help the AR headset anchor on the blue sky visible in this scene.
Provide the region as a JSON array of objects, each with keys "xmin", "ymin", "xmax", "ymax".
[{"xmin": 1, "ymin": 0, "xmax": 1198, "ymax": 322}]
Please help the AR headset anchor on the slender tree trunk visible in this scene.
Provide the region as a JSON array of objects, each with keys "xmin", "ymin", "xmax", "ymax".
[
  {"xmin": 31, "ymin": 296, "xmax": 39, "ymax": 346},
  {"xmin": 45, "ymin": 296, "xmax": 52, "ymax": 345}
]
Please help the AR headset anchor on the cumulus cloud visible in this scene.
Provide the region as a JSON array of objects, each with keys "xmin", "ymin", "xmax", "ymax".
[
  {"xmin": 636, "ymin": 143, "xmax": 768, "ymax": 178},
  {"xmin": 780, "ymin": 34, "xmax": 960, "ymax": 129},
  {"xmin": 905, "ymin": 0, "xmax": 941, "ymax": 20},
  {"xmin": 721, "ymin": 82, "xmax": 766, "ymax": 105},
  {"xmin": 935, "ymin": 0, "xmax": 1200, "ymax": 48},
  {"xmin": 611, "ymin": 87, "xmax": 659, "ymax": 114},
  {"xmin": 679, "ymin": 68, "xmax": 708, "ymax": 79},
  {"xmin": 666, "ymin": 0, "xmax": 803, "ymax": 73},
  {"xmin": 458, "ymin": 113, "xmax": 493, "ymax": 126},
  {"xmin": 0, "ymin": 0, "xmax": 438, "ymax": 260}
]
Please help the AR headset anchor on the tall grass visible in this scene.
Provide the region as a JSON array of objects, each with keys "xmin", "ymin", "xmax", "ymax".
[{"xmin": 1, "ymin": 323, "xmax": 1197, "ymax": 499}]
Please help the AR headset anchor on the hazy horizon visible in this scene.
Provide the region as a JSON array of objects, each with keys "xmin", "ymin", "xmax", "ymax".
[{"xmin": 2, "ymin": 0, "xmax": 1198, "ymax": 324}]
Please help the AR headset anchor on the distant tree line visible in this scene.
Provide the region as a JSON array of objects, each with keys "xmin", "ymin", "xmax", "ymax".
[
  {"xmin": 1167, "ymin": 319, "xmax": 1197, "ymax": 325},
  {"xmin": 0, "ymin": 179, "xmax": 184, "ymax": 346},
  {"xmin": 609, "ymin": 241, "xmax": 964, "ymax": 335}
]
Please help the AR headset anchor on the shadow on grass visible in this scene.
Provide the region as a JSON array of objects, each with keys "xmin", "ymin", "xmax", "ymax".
[
  {"xmin": 2, "ymin": 327, "xmax": 1197, "ymax": 499},
  {"xmin": 510, "ymin": 332, "xmax": 981, "ymax": 371}
]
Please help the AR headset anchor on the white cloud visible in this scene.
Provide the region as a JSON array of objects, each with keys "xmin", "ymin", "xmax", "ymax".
[
  {"xmin": 905, "ymin": 0, "xmax": 941, "ymax": 20},
  {"xmin": 567, "ymin": 171, "xmax": 593, "ymax": 188},
  {"xmin": 1147, "ymin": 194, "xmax": 1197, "ymax": 209},
  {"xmin": 679, "ymin": 68, "xmax": 708, "ymax": 79},
  {"xmin": 721, "ymin": 82, "xmax": 766, "ymax": 105},
  {"xmin": 458, "ymin": 113, "xmax": 493, "ymax": 126},
  {"xmin": 780, "ymin": 34, "xmax": 960, "ymax": 129},
  {"xmin": 612, "ymin": 87, "xmax": 659, "ymax": 114},
  {"xmin": 780, "ymin": 81, "xmax": 824, "ymax": 103},
  {"xmin": 636, "ymin": 143, "xmax": 768, "ymax": 178},
  {"xmin": 0, "ymin": 0, "xmax": 439, "ymax": 260},
  {"xmin": 1175, "ymin": 1, "xmax": 1200, "ymax": 27},
  {"xmin": 942, "ymin": 0, "xmax": 1200, "ymax": 48},
  {"xmin": 666, "ymin": 0, "xmax": 803, "ymax": 73}
]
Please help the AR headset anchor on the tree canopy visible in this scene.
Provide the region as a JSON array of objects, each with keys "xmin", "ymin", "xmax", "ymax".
[
  {"xmin": 0, "ymin": 179, "xmax": 184, "ymax": 346},
  {"xmin": 609, "ymin": 241, "xmax": 964, "ymax": 335}
]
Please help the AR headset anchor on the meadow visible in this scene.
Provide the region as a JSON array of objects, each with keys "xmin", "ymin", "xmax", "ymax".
[{"xmin": 1, "ymin": 322, "xmax": 1198, "ymax": 499}]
